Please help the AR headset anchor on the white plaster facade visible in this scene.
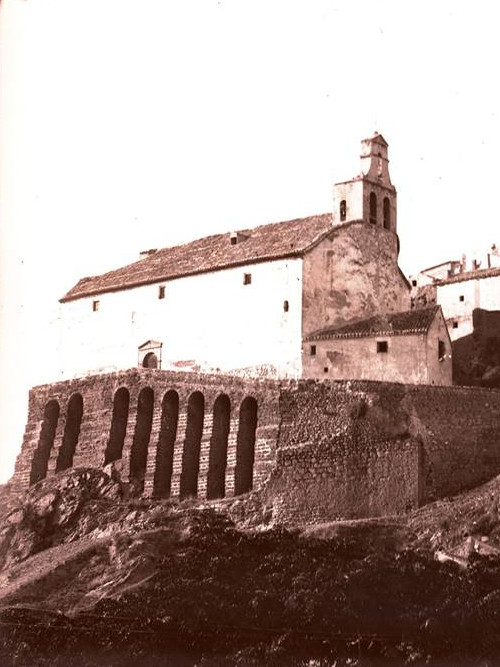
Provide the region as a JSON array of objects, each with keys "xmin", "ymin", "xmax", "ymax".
[{"xmin": 58, "ymin": 258, "xmax": 304, "ymax": 380}]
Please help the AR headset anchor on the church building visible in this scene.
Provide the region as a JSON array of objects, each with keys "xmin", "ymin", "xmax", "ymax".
[{"xmin": 59, "ymin": 133, "xmax": 451, "ymax": 385}]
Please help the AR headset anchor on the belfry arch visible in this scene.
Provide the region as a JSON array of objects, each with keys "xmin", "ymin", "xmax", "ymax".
[
  {"xmin": 369, "ymin": 192, "xmax": 377, "ymax": 224},
  {"xmin": 153, "ymin": 390, "xmax": 179, "ymax": 498},
  {"xmin": 234, "ymin": 396, "xmax": 258, "ymax": 496},
  {"xmin": 383, "ymin": 197, "xmax": 391, "ymax": 229},
  {"xmin": 207, "ymin": 394, "xmax": 231, "ymax": 500},
  {"xmin": 30, "ymin": 400, "xmax": 60, "ymax": 485},
  {"xmin": 179, "ymin": 391, "xmax": 204, "ymax": 499},
  {"xmin": 56, "ymin": 393, "xmax": 83, "ymax": 472}
]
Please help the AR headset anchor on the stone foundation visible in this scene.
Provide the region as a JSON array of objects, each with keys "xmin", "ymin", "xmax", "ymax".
[{"xmin": 11, "ymin": 371, "xmax": 500, "ymax": 524}]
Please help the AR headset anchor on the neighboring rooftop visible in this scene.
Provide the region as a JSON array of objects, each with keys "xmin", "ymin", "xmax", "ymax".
[
  {"xmin": 61, "ymin": 213, "xmax": 335, "ymax": 302},
  {"xmin": 305, "ymin": 306, "xmax": 440, "ymax": 341},
  {"xmin": 435, "ymin": 266, "xmax": 500, "ymax": 286}
]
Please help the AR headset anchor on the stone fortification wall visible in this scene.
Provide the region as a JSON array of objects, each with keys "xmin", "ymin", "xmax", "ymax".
[
  {"xmin": 11, "ymin": 371, "xmax": 500, "ymax": 525},
  {"xmin": 267, "ymin": 381, "xmax": 500, "ymax": 523}
]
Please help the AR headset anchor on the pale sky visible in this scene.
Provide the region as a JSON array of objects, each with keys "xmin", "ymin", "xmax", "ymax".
[{"xmin": 1, "ymin": 0, "xmax": 499, "ymax": 482}]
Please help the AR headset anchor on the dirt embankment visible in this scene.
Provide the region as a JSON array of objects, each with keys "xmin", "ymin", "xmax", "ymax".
[{"xmin": 2, "ymin": 468, "xmax": 500, "ymax": 665}]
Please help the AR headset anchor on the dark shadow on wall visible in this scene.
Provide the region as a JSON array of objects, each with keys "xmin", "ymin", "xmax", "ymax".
[{"xmin": 453, "ymin": 309, "xmax": 500, "ymax": 387}]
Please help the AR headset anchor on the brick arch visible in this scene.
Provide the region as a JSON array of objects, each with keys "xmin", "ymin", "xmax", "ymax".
[
  {"xmin": 179, "ymin": 391, "xmax": 205, "ymax": 499},
  {"xmin": 369, "ymin": 192, "xmax": 377, "ymax": 224},
  {"xmin": 234, "ymin": 396, "xmax": 258, "ymax": 496},
  {"xmin": 153, "ymin": 389, "xmax": 179, "ymax": 498},
  {"xmin": 104, "ymin": 387, "xmax": 130, "ymax": 465},
  {"xmin": 207, "ymin": 393, "xmax": 231, "ymax": 500},
  {"xmin": 30, "ymin": 400, "xmax": 60, "ymax": 485},
  {"xmin": 383, "ymin": 197, "xmax": 390, "ymax": 229},
  {"xmin": 56, "ymin": 393, "xmax": 83, "ymax": 472},
  {"xmin": 129, "ymin": 387, "xmax": 155, "ymax": 494}
]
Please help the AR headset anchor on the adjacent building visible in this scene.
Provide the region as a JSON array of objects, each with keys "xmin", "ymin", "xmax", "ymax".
[
  {"xmin": 411, "ymin": 246, "xmax": 500, "ymax": 341},
  {"xmin": 303, "ymin": 305, "xmax": 452, "ymax": 385}
]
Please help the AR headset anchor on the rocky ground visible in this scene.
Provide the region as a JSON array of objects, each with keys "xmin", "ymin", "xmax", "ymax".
[{"xmin": 2, "ymin": 469, "xmax": 500, "ymax": 665}]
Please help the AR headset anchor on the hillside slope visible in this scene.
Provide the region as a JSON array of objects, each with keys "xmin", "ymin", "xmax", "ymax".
[{"xmin": 2, "ymin": 468, "xmax": 500, "ymax": 665}]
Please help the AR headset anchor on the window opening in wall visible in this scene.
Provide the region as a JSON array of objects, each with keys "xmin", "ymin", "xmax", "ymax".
[
  {"xmin": 459, "ymin": 295, "xmax": 465, "ymax": 302},
  {"xmin": 142, "ymin": 352, "xmax": 158, "ymax": 369},
  {"xmin": 369, "ymin": 192, "xmax": 377, "ymax": 224},
  {"xmin": 340, "ymin": 200, "xmax": 347, "ymax": 221},
  {"xmin": 438, "ymin": 340, "xmax": 446, "ymax": 361},
  {"xmin": 129, "ymin": 387, "xmax": 154, "ymax": 495},
  {"xmin": 104, "ymin": 387, "xmax": 130, "ymax": 465},
  {"xmin": 180, "ymin": 391, "xmax": 205, "ymax": 499},
  {"xmin": 412, "ymin": 279, "xmax": 417, "ymax": 287},
  {"xmin": 158, "ymin": 285, "xmax": 165, "ymax": 299},
  {"xmin": 283, "ymin": 300, "xmax": 289, "ymax": 312},
  {"xmin": 92, "ymin": 300, "xmax": 100, "ymax": 312},
  {"xmin": 56, "ymin": 393, "xmax": 83, "ymax": 473},
  {"xmin": 243, "ymin": 273, "xmax": 252, "ymax": 285},
  {"xmin": 383, "ymin": 197, "xmax": 390, "ymax": 229},
  {"xmin": 377, "ymin": 341, "xmax": 388, "ymax": 353},
  {"xmin": 323, "ymin": 367, "xmax": 328, "ymax": 373},
  {"xmin": 231, "ymin": 236, "xmax": 237, "ymax": 245},
  {"xmin": 234, "ymin": 396, "xmax": 257, "ymax": 496},
  {"xmin": 207, "ymin": 394, "xmax": 231, "ymax": 500},
  {"xmin": 453, "ymin": 321, "xmax": 458, "ymax": 328},
  {"xmin": 30, "ymin": 400, "xmax": 60, "ymax": 486},
  {"xmin": 310, "ymin": 345, "xmax": 316, "ymax": 356}
]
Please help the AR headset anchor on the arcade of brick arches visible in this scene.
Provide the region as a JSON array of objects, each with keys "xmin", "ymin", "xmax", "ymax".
[{"xmin": 29, "ymin": 385, "xmax": 258, "ymax": 501}]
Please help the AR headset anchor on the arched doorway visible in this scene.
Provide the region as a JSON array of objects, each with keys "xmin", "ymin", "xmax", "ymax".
[
  {"xmin": 56, "ymin": 393, "xmax": 83, "ymax": 472},
  {"xmin": 179, "ymin": 391, "xmax": 204, "ymax": 499},
  {"xmin": 234, "ymin": 396, "xmax": 258, "ymax": 496},
  {"xmin": 153, "ymin": 390, "xmax": 179, "ymax": 498},
  {"xmin": 30, "ymin": 400, "xmax": 60, "ymax": 485},
  {"xmin": 104, "ymin": 387, "xmax": 130, "ymax": 465},
  {"xmin": 207, "ymin": 394, "xmax": 231, "ymax": 500},
  {"xmin": 129, "ymin": 387, "xmax": 155, "ymax": 493}
]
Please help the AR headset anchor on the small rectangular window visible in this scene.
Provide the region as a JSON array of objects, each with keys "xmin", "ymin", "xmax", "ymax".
[
  {"xmin": 158, "ymin": 285, "xmax": 165, "ymax": 299},
  {"xmin": 377, "ymin": 341, "xmax": 388, "ymax": 353},
  {"xmin": 438, "ymin": 340, "xmax": 446, "ymax": 360},
  {"xmin": 411, "ymin": 279, "xmax": 417, "ymax": 287},
  {"xmin": 453, "ymin": 321, "xmax": 458, "ymax": 329},
  {"xmin": 243, "ymin": 273, "xmax": 252, "ymax": 285},
  {"xmin": 283, "ymin": 300, "xmax": 289, "ymax": 312},
  {"xmin": 310, "ymin": 345, "xmax": 316, "ymax": 356},
  {"xmin": 459, "ymin": 295, "xmax": 464, "ymax": 302},
  {"xmin": 92, "ymin": 300, "xmax": 100, "ymax": 312},
  {"xmin": 323, "ymin": 366, "xmax": 328, "ymax": 373}
]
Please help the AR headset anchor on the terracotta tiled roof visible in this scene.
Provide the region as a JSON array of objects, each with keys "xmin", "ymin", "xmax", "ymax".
[
  {"xmin": 435, "ymin": 266, "xmax": 500, "ymax": 286},
  {"xmin": 305, "ymin": 305, "xmax": 440, "ymax": 341},
  {"xmin": 61, "ymin": 213, "xmax": 334, "ymax": 302}
]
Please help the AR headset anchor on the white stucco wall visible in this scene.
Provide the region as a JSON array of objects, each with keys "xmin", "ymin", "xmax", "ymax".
[
  {"xmin": 437, "ymin": 275, "xmax": 500, "ymax": 340},
  {"xmin": 58, "ymin": 258, "xmax": 304, "ymax": 380}
]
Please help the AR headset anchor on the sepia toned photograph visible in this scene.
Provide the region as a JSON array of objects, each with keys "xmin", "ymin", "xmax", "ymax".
[{"xmin": 1, "ymin": 1, "xmax": 500, "ymax": 664}]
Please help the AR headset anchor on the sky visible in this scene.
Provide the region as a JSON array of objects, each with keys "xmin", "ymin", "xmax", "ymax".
[{"xmin": 1, "ymin": 0, "xmax": 499, "ymax": 482}]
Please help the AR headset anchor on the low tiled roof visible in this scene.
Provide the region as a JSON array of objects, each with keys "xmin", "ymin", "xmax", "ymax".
[
  {"xmin": 305, "ymin": 305, "xmax": 440, "ymax": 341},
  {"xmin": 435, "ymin": 266, "xmax": 500, "ymax": 286},
  {"xmin": 61, "ymin": 213, "xmax": 334, "ymax": 302}
]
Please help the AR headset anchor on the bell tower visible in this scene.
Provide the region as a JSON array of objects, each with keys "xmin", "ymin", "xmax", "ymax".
[{"xmin": 332, "ymin": 133, "xmax": 397, "ymax": 233}]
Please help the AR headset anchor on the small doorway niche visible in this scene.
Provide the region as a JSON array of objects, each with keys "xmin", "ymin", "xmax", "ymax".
[{"xmin": 138, "ymin": 340, "xmax": 162, "ymax": 369}]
